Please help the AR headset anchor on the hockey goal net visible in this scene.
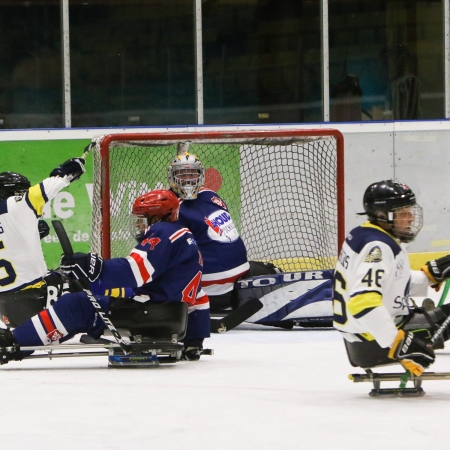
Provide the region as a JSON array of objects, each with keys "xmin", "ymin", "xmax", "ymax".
[{"xmin": 90, "ymin": 128, "xmax": 344, "ymax": 272}]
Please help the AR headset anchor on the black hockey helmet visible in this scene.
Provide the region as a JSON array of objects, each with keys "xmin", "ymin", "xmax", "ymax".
[
  {"xmin": 361, "ymin": 180, "xmax": 422, "ymax": 242},
  {"xmin": 0, "ymin": 172, "xmax": 31, "ymax": 201},
  {"xmin": 363, "ymin": 180, "xmax": 416, "ymax": 217}
]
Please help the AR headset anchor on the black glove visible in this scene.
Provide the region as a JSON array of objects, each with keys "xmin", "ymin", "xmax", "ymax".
[
  {"xmin": 422, "ymin": 255, "xmax": 450, "ymax": 284},
  {"xmin": 38, "ymin": 220, "xmax": 50, "ymax": 239},
  {"xmin": 50, "ymin": 158, "xmax": 86, "ymax": 182},
  {"xmin": 60, "ymin": 252, "xmax": 103, "ymax": 282},
  {"xmin": 388, "ymin": 330, "xmax": 435, "ymax": 376}
]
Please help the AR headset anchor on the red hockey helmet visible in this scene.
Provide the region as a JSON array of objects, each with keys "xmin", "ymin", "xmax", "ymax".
[{"xmin": 132, "ymin": 189, "xmax": 180, "ymax": 223}]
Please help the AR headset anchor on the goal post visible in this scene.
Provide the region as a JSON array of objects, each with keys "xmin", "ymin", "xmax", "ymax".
[{"xmin": 90, "ymin": 128, "xmax": 344, "ymax": 272}]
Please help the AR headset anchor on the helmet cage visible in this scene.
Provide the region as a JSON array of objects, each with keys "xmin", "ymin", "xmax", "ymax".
[
  {"xmin": 388, "ymin": 203, "xmax": 423, "ymax": 243},
  {"xmin": 168, "ymin": 153, "xmax": 205, "ymax": 200},
  {"xmin": 362, "ymin": 180, "xmax": 422, "ymax": 243}
]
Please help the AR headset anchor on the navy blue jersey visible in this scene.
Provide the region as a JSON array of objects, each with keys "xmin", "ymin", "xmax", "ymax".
[
  {"xmin": 11, "ymin": 221, "xmax": 210, "ymax": 347},
  {"xmin": 176, "ymin": 188, "xmax": 249, "ymax": 295},
  {"xmin": 92, "ymin": 221, "xmax": 204, "ymax": 304}
]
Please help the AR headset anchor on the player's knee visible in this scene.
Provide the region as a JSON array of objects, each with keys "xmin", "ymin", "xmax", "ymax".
[{"xmin": 52, "ymin": 292, "xmax": 104, "ymax": 330}]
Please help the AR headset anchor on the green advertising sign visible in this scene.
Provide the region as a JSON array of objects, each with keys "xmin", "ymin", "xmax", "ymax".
[
  {"xmin": 1, "ymin": 139, "xmax": 92, "ymax": 268},
  {"xmin": 1, "ymin": 138, "xmax": 242, "ymax": 269}
]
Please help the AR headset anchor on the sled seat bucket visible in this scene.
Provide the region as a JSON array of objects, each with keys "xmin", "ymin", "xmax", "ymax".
[{"xmin": 110, "ymin": 301, "xmax": 188, "ymax": 341}]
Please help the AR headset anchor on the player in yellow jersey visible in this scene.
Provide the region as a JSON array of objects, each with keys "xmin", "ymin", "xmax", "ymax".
[
  {"xmin": 334, "ymin": 180, "xmax": 450, "ymax": 376},
  {"xmin": 0, "ymin": 158, "xmax": 85, "ymax": 328}
]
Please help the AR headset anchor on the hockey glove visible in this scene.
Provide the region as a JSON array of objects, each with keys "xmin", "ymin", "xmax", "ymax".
[
  {"xmin": 38, "ymin": 220, "xmax": 50, "ymax": 240},
  {"xmin": 60, "ymin": 252, "xmax": 103, "ymax": 282},
  {"xmin": 422, "ymin": 255, "xmax": 450, "ymax": 287},
  {"xmin": 50, "ymin": 158, "xmax": 86, "ymax": 182},
  {"xmin": 388, "ymin": 330, "xmax": 435, "ymax": 376}
]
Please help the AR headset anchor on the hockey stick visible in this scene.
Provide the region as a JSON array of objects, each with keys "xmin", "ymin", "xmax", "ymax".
[
  {"xmin": 210, "ymin": 297, "xmax": 263, "ymax": 333},
  {"xmin": 438, "ymin": 279, "xmax": 450, "ymax": 307},
  {"xmin": 81, "ymin": 142, "xmax": 95, "ymax": 160},
  {"xmin": 397, "ymin": 315, "xmax": 450, "ymax": 387},
  {"xmin": 52, "ymin": 219, "xmax": 131, "ymax": 354}
]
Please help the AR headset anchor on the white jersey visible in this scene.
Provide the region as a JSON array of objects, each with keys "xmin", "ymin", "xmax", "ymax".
[
  {"xmin": 0, "ymin": 176, "xmax": 70, "ymax": 292},
  {"xmin": 333, "ymin": 222, "xmax": 430, "ymax": 348}
]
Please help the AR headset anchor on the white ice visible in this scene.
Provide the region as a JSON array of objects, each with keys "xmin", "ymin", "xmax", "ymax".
[{"xmin": 1, "ymin": 320, "xmax": 450, "ymax": 450}]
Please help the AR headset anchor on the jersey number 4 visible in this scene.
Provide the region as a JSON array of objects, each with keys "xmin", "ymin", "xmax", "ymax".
[
  {"xmin": 361, "ymin": 268, "xmax": 384, "ymax": 288},
  {"xmin": 182, "ymin": 271, "xmax": 202, "ymax": 305}
]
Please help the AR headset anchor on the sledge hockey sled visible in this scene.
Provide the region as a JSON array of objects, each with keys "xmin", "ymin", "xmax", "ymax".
[
  {"xmin": 4, "ymin": 302, "xmax": 212, "ymax": 368},
  {"xmin": 349, "ymin": 369, "xmax": 450, "ymax": 397},
  {"xmin": 345, "ymin": 339, "xmax": 450, "ymax": 397}
]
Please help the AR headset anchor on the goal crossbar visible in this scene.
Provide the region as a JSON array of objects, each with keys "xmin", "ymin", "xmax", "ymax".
[{"xmin": 91, "ymin": 128, "xmax": 345, "ymax": 271}]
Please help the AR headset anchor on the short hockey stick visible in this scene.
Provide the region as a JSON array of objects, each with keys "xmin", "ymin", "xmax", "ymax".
[
  {"xmin": 52, "ymin": 219, "xmax": 131, "ymax": 354},
  {"xmin": 399, "ymin": 314, "xmax": 450, "ymax": 386},
  {"xmin": 438, "ymin": 279, "xmax": 450, "ymax": 307},
  {"xmin": 210, "ymin": 297, "xmax": 263, "ymax": 333},
  {"xmin": 81, "ymin": 142, "xmax": 95, "ymax": 159}
]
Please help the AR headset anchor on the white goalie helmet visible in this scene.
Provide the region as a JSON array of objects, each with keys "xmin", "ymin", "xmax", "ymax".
[{"xmin": 168, "ymin": 152, "xmax": 205, "ymax": 200}]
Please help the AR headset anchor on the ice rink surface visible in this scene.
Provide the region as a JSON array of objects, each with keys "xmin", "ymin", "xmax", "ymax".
[{"xmin": 1, "ymin": 323, "xmax": 450, "ymax": 450}]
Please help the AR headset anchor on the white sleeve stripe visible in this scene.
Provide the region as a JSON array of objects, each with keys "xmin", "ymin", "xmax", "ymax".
[
  {"xmin": 202, "ymin": 282, "xmax": 235, "ymax": 295},
  {"xmin": 188, "ymin": 303, "xmax": 210, "ymax": 312},
  {"xmin": 169, "ymin": 228, "xmax": 190, "ymax": 242},
  {"xmin": 32, "ymin": 315, "xmax": 51, "ymax": 345},
  {"xmin": 126, "ymin": 249, "xmax": 155, "ymax": 286},
  {"xmin": 48, "ymin": 307, "xmax": 68, "ymax": 335},
  {"xmin": 201, "ymin": 262, "xmax": 250, "ymax": 281}
]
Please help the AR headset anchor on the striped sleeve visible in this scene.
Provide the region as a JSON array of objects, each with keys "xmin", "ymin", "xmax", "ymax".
[
  {"xmin": 169, "ymin": 228, "xmax": 191, "ymax": 242},
  {"xmin": 126, "ymin": 249, "xmax": 155, "ymax": 286},
  {"xmin": 26, "ymin": 177, "xmax": 70, "ymax": 216},
  {"xmin": 347, "ymin": 291, "xmax": 383, "ymax": 318}
]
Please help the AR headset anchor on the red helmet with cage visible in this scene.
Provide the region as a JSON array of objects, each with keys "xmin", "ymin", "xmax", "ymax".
[{"xmin": 132, "ymin": 189, "xmax": 180, "ymax": 223}]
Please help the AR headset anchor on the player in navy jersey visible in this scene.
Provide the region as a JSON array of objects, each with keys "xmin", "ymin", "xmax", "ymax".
[
  {"xmin": 0, "ymin": 158, "xmax": 86, "ymax": 328},
  {"xmin": 168, "ymin": 152, "xmax": 251, "ymax": 313},
  {"xmin": 0, "ymin": 190, "xmax": 210, "ymax": 363}
]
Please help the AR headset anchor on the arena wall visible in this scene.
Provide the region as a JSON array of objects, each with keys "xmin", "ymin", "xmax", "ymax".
[{"xmin": 1, "ymin": 120, "xmax": 448, "ymax": 269}]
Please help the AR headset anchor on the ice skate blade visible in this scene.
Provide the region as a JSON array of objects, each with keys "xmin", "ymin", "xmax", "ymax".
[
  {"xmin": 108, "ymin": 353, "xmax": 164, "ymax": 368},
  {"xmin": 369, "ymin": 387, "xmax": 425, "ymax": 397}
]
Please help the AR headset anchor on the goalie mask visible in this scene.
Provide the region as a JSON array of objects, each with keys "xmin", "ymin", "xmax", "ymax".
[
  {"xmin": 362, "ymin": 180, "xmax": 423, "ymax": 243},
  {"xmin": 0, "ymin": 172, "xmax": 31, "ymax": 202},
  {"xmin": 168, "ymin": 152, "xmax": 205, "ymax": 200},
  {"xmin": 131, "ymin": 189, "xmax": 180, "ymax": 240}
]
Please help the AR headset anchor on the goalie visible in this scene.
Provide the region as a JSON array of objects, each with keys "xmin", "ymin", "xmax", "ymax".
[
  {"xmin": 168, "ymin": 153, "xmax": 280, "ymax": 325},
  {"xmin": 0, "ymin": 189, "xmax": 210, "ymax": 364},
  {"xmin": 0, "ymin": 158, "xmax": 86, "ymax": 328},
  {"xmin": 334, "ymin": 180, "xmax": 450, "ymax": 376}
]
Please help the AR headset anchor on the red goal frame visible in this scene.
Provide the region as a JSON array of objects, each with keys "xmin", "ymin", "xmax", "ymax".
[{"xmin": 93, "ymin": 128, "xmax": 345, "ymax": 260}]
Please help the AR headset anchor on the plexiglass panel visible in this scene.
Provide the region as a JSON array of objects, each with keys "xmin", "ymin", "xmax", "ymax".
[
  {"xmin": 329, "ymin": 0, "xmax": 444, "ymax": 122},
  {"xmin": 69, "ymin": 0, "xmax": 196, "ymax": 127},
  {"xmin": 202, "ymin": 0, "xmax": 323, "ymax": 124},
  {"xmin": 0, "ymin": 2, "xmax": 62, "ymax": 128}
]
